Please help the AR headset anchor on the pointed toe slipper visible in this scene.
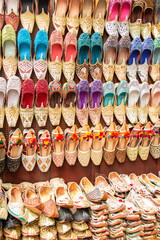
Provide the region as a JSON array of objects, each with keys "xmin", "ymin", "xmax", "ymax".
[
  {"xmin": 0, "ymin": 133, "xmax": 7, "ymax": 174},
  {"xmin": 5, "ymin": 0, "xmax": 19, "ymax": 31},
  {"xmin": 149, "ymin": 81, "xmax": 160, "ymax": 124},
  {"xmin": 138, "ymin": 82, "xmax": 150, "ymax": 125},
  {"xmin": 0, "ymin": 77, "xmax": 6, "ymax": 128},
  {"xmin": 20, "ymin": 0, "xmax": 35, "ymax": 33}
]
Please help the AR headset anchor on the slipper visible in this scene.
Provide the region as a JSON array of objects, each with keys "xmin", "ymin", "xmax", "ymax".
[
  {"xmin": 76, "ymin": 78, "xmax": 89, "ymax": 126},
  {"xmin": 20, "ymin": 79, "xmax": 34, "ymax": 128},
  {"xmin": 105, "ymin": 18, "xmax": 118, "ymax": 39},
  {"xmin": 40, "ymin": 226, "xmax": 57, "ymax": 239},
  {"xmin": 0, "ymin": 1, "xmax": 4, "ymax": 30},
  {"xmin": 48, "ymin": 80, "xmax": 62, "ymax": 126},
  {"xmin": 119, "ymin": 0, "xmax": 132, "ymax": 22},
  {"xmin": 66, "ymin": 0, "xmax": 80, "ymax": 36},
  {"xmin": 126, "ymin": 80, "xmax": 139, "ymax": 124},
  {"xmin": 37, "ymin": 130, "xmax": 52, "ymax": 172},
  {"xmin": 108, "ymin": 172, "xmax": 129, "ymax": 193},
  {"xmin": 34, "ymin": 30, "xmax": 48, "ymax": 79},
  {"xmin": 20, "ymin": 0, "xmax": 35, "ymax": 33},
  {"xmin": 7, "ymin": 129, "xmax": 23, "ymax": 173},
  {"xmin": 35, "ymin": 0, "xmax": 50, "ymax": 32},
  {"xmin": 65, "ymin": 125, "xmax": 79, "ymax": 166},
  {"xmin": 103, "ymin": 35, "xmax": 118, "ymax": 82},
  {"xmin": 95, "ymin": 176, "xmax": 115, "ymax": 196},
  {"xmin": 0, "ymin": 77, "xmax": 6, "ymax": 128},
  {"xmin": 5, "ymin": 0, "xmax": 19, "ymax": 31},
  {"xmin": 139, "ymin": 174, "xmax": 158, "ymax": 193},
  {"xmin": 103, "ymin": 122, "xmax": 118, "ymax": 165},
  {"xmin": 141, "ymin": 0, "xmax": 153, "ymax": 40},
  {"xmin": 150, "ymin": 119, "xmax": 160, "ymax": 159},
  {"xmin": 63, "ymin": 32, "xmax": 77, "ymax": 82},
  {"xmin": 35, "ymin": 79, "xmax": 48, "ymax": 127},
  {"xmin": 102, "ymin": 82, "xmax": 115, "ymax": 126},
  {"xmin": 149, "ymin": 81, "xmax": 160, "ymax": 123},
  {"xmin": 21, "ymin": 221, "xmax": 40, "ymax": 236},
  {"xmin": 138, "ymin": 82, "xmax": 150, "ymax": 125},
  {"xmin": 93, "ymin": 0, "xmax": 107, "ymax": 35},
  {"xmin": 52, "ymin": 126, "xmax": 65, "ymax": 167},
  {"xmin": 152, "ymin": 0, "xmax": 160, "ymax": 39},
  {"xmin": 89, "ymin": 32, "xmax": 103, "ymax": 80},
  {"xmin": 38, "ymin": 213, "xmax": 56, "ymax": 227},
  {"xmin": 152, "ymin": 36, "xmax": 160, "ymax": 65},
  {"xmin": 130, "ymin": 0, "xmax": 143, "ymax": 38},
  {"xmin": 108, "ymin": 0, "xmax": 120, "ymax": 22},
  {"xmin": 2, "ymin": 25, "xmax": 17, "ymax": 79},
  {"xmin": 0, "ymin": 133, "xmax": 6, "ymax": 174},
  {"xmin": 48, "ymin": 30, "xmax": 63, "ymax": 81},
  {"xmin": 5, "ymin": 76, "xmax": 21, "ymax": 127},
  {"xmin": 148, "ymin": 173, "xmax": 160, "ymax": 187},
  {"xmin": 91, "ymin": 122, "xmax": 105, "ymax": 166},
  {"xmin": 89, "ymin": 79, "xmax": 103, "ymax": 126},
  {"xmin": 80, "ymin": 0, "xmax": 93, "ymax": 34},
  {"xmin": 57, "ymin": 221, "xmax": 71, "ymax": 234},
  {"xmin": 78, "ymin": 124, "xmax": 92, "ymax": 167},
  {"xmin": 62, "ymin": 81, "xmax": 77, "ymax": 127},
  {"xmin": 22, "ymin": 129, "xmax": 37, "ymax": 172},
  {"xmin": 76, "ymin": 33, "xmax": 90, "ymax": 80},
  {"xmin": 128, "ymin": 37, "xmax": 141, "ymax": 65},
  {"xmin": 55, "ymin": 186, "xmax": 73, "ymax": 208}
]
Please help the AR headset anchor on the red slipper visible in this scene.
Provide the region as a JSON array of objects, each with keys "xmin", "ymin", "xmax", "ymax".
[
  {"xmin": 21, "ymin": 79, "xmax": 34, "ymax": 109},
  {"xmin": 50, "ymin": 30, "xmax": 63, "ymax": 62},
  {"xmin": 35, "ymin": 79, "xmax": 48, "ymax": 108},
  {"xmin": 64, "ymin": 32, "xmax": 77, "ymax": 63}
]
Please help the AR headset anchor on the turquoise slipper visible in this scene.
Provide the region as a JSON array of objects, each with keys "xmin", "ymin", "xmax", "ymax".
[
  {"xmin": 103, "ymin": 82, "xmax": 115, "ymax": 107},
  {"xmin": 34, "ymin": 30, "xmax": 48, "ymax": 61},
  {"xmin": 91, "ymin": 32, "xmax": 103, "ymax": 65},
  {"xmin": 116, "ymin": 81, "xmax": 128, "ymax": 106},
  {"xmin": 78, "ymin": 33, "xmax": 90, "ymax": 65},
  {"xmin": 152, "ymin": 36, "xmax": 160, "ymax": 65},
  {"xmin": 17, "ymin": 28, "xmax": 31, "ymax": 61}
]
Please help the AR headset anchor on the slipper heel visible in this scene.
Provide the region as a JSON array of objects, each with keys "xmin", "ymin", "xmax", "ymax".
[
  {"xmin": 78, "ymin": 148, "xmax": 90, "ymax": 167},
  {"xmin": 91, "ymin": 148, "xmax": 102, "ymax": 166}
]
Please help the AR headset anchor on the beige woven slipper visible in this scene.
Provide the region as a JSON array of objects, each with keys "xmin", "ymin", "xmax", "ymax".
[{"xmin": 149, "ymin": 81, "xmax": 160, "ymax": 124}]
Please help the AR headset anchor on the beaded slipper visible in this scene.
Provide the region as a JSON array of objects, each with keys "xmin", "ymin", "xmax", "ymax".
[
  {"xmin": 150, "ymin": 119, "xmax": 160, "ymax": 159},
  {"xmin": 22, "ymin": 129, "xmax": 37, "ymax": 172},
  {"xmin": 0, "ymin": 77, "xmax": 6, "ymax": 128},
  {"xmin": 93, "ymin": 0, "xmax": 107, "ymax": 35},
  {"xmin": 5, "ymin": 0, "xmax": 19, "ymax": 31},
  {"xmin": 22, "ymin": 221, "xmax": 40, "ymax": 236},
  {"xmin": 35, "ymin": 0, "xmax": 51, "ymax": 32},
  {"xmin": 20, "ymin": 0, "xmax": 35, "ymax": 33},
  {"xmin": 80, "ymin": 0, "xmax": 93, "ymax": 34},
  {"xmin": 66, "ymin": 0, "xmax": 80, "ymax": 36},
  {"xmin": 40, "ymin": 225, "xmax": 57, "ymax": 240},
  {"xmin": 138, "ymin": 82, "xmax": 150, "ymax": 125}
]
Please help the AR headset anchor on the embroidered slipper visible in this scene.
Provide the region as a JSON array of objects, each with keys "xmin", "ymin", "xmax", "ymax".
[
  {"xmin": 0, "ymin": 1, "xmax": 4, "ymax": 30},
  {"xmin": 76, "ymin": 78, "xmax": 89, "ymax": 126},
  {"xmin": 139, "ymin": 174, "xmax": 158, "ymax": 193},
  {"xmin": 35, "ymin": 0, "xmax": 51, "ymax": 32},
  {"xmin": 108, "ymin": 171, "xmax": 129, "ymax": 193},
  {"xmin": 103, "ymin": 35, "xmax": 118, "ymax": 82},
  {"xmin": 103, "ymin": 122, "xmax": 118, "ymax": 165},
  {"xmin": 5, "ymin": 0, "xmax": 19, "ymax": 31},
  {"xmin": 102, "ymin": 81, "xmax": 115, "ymax": 126},
  {"xmin": 40, "ymin": 226, "xmax": 57, "ymax": 239},
  {"xmin": 80, "ymin": 0, "xmax": 93, "ymax": 34},
  {"xmin": 93, "ymin": 0, "xmax": 107, "ymax": 35},
  {"xmin": 52, "ymin": 0, "xmax": 68, "ymax": 35},
  {"xmin": 48, "ymin": 30, "xmax": 63, "ymax": 81},
  {"xmin": 0, "ymin": 179, "xmax": 8, "ymax": 220},
  {"xmin": 127, "ymin": 122, "xmax": 143, "ymax": 161},
  {"xmin": 34, "ymin": 30, "xmax": 48, "ymax": 79},
  {"xmin": 0, "ymin": 133, "xmax": 6, "ymax": 174},
  {"xmin": 63, "ymin": 32, "xmax": 77, "ymax": 82},
  {"xmin": 150, "ymin": 119, "xmax": 160, "ymax": 159},
  {"xmin": 20, "ymin": 79, "xmax": 34, "ymax": 128},
  {"xmin": 152, "ymin": 0, "xmax": 160, "ymax": 38},
  {"xmin": 7, "ymin": 129, "xmax": 23, "ymax": 172},
  {"xmin": 52, "ymin": 126, "xmax": 65, "ymax": 167},
  {"xmin": 76, "ymin": 33, "xmax": 90, "ymax": 80},
  {"xmin": 108, "ymin": 0, "xmax": 120, "ymax": 22},
  {"xmin": 126, "ymin": 80, "xmax": 139, "ymax": 124},
  {"xmin": 48, "ymin": 80, "xmax": 62, "ymax": 126},
  {"xmin": 138, "ymin": 37, "xmax": 153, "ymax": 83},
  {"xmin": 37, "ymin": 130, "xmax": 52, "ymax": 172},
  {"xmin": 148, "ymin": 172, "xmax": 160, "ymax": 186},
  {"xmin": 114, "ymin": 80, "xmax": 128, "ymax": 125},
  {"xmin": 20, "ymin": 0, "xmax": 35, "ymax": 33},
  {"xmin": 89, "ymin": 32, "xmax": 103, "ymax": 80},
  {"xmin": 78, "ymin": 124, "xmax": 92, "ymax": 167},
  {"xmin": 35, "ymin": 79, "xmax": 48, "ymax": 127},
  {"xmin": 105, "ymin": 18, "xmax": 118, "ymax": 39},
  {"xmin": 138, "ymin": 82, "xmax": 150, "ymax": 125},
  {"xmin": 89, "ymin": 78, "xmax": 103, "ymax": 126},
  {"xmin": 91, "ymin": 122, "xmax": 105, "ymax": 166},
  {"xmin": 106, "ymin": 191, "xmax": 125, "ymax": 213},
  {"xmin": 22, "ymin": 129, "xmax": 37, "ymax": 172},
  {"xmin": 149, "ymin": 37, "xmax": 160, "ymax": 82},
  {"xmin": 141, "ymin": 0, "xmax": 153, "ymax": 40},
  {"xmin": 2, "ymin": 25, "xmax": 17, "ymax": 79},
  {"xmin": 66, "ymin": 0, "xmax": 80, "ymax": 36},
  {"xmin": 0, "ymin": 77, "xmax": 6, "ymax": 128},
  {"xmin": 118, "ymin": 0, "xmax": 132, "ymax": 37},
  {"xmin": 116, "ymin": 123, "xmax": 130, "ymax": 163},
  {"xmin": 38, "ymin": 212, "xmax": 55, "ymax": 227},
  {"xmin": 149, "ymin": 81, "xmax": 160, "ymax": 124},
  {"xmin": 139, "ymin": 122, "xmax": 154, "ymax": 161},
  {"xmin": 65, "ymin": 125, "xmax": 79, "ymax": 166},
  {"xmin": 55, "ymin": 185, "xmax": 73, "ymax": 208},
  {"xmin": 5, "ymin": 76, "xmax": 21, "ymax": 127},
  {"xmin": 95, "ymin": 176, "xmax": 115, "ymax": 196},
  {"xmin": 21, "ymin": 221, "xmax": 40, "ymax": 236},
  {"xmin": 62, "ymin": 81, "xmax": 77, "ymax": 127},
  {"xmin": 17, "ymin": 28, "xmax": 32, "ymax": 80},
  {"xmin": 57, "ymin": 221, "xmax": 72, "ymax": 234}
]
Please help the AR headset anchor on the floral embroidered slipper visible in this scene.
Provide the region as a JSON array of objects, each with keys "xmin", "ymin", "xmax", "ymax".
[
  {"xmin": 118, "ymin": 0, "xmax": 132, "ymax": 37},
  {"xmin": 0, "ymin": 77, "xmax": 6, "ymax": 128},
  {"xmin": 22, "ymin": 129, "xmax": 37, "ymax": 172},
  {"xmin": 20, "ymin": 79, "xmax": 34, "ymax": 128},
  {"xmin": 20, "ymin": 0, "xmax": 35, "ymax": 33},
  {"xmin": 80, "ymin": 0, "xmax": 93, "ymax": 34},
  {"xmin": 48, "ymin": 30, "xmax": 63, "ymax": 81},
  {"xmin": 140, "ymin": 0, "xmax": 153, "ymax": 40},
  {"xmin": 116, "ymin": 123, "xmax": 130, "ymax": 163},
  {"xmin": 35, "ymin": 79, "xmax": 48, "ymax": 127},
  {"xmin": 0, "ymin": 133, "xmax": 6, "ymax": 174},
  {"xmin": 76, "ymin": 78, "xmax": 89, "ymax": 126},
  {"xmin": 150, "ymin": 119, "xmax": 160, "ymax": 159},
  {"xmin": 2, "ymin": 25, "xmax": 17, "ymax": 79},
  {"xmin": 17, "ymin": 28, "xmax": 33, "ymax": 80},
  {"xmin": 34, "ymin": 30, "xmax": 48, "ymax": 79},
  {"xmin": 149, "ymin": 81, "xmax": 160, "ymax": 124},
  {"xmin": 95, "ymin": 176, "xmax": 115, "ymax": 195},
  {"xmin": 48, "ymin": 81, "xmax": 62, "ymax": 126},
  {"xmin": 7, "ymin": 129, "xmax": 23, "ymax": 173},
  {"xmin": 65, "ymin": 125, "xmax": 79, "ymax": 166},
  {"xmin": 138, "ymin": 82, "xmax": 150, "ymax": 125},
  {"xmin": 78, "ymin": 124, "xmax": 92, "ymax": 167},
  {"xmin": 127, "ymin": 122, "xmax": 143, "ymax": 161},
  {"xmin": 37, "ymin": 130, "xmax": 52, "ymax": 172},
  {"xmin": 139, "ymin": 174, "xmax": 158, "ymax": 193},
  {"xmin": 93, "ymin": 0, "xmax": 107, "ymax": 36},
  {"xmin": 5, "ymin": 76, "xmax": 21, "ymax": 127},
  {"xmin": 5, "ymin": 0, "xmax": 19, "ymax": 31},
  {"xmin": 66, "ymin": 0, "xmax": 80, "ymax": 36},
  {"xmin": 103, "ymin": 122, "xmax": 118, "ymax": 165},
  {"xmin": 148, "ymin": 172, "xmax": 160, "ymax": 187},
  {"xmin": 139, "ymin": 122, "xmax": 154, "ymax": 161},
  {"xmin": 55, "ymin": 186, "xmax": 74, "ymax": 208},
  {"xmin": 108, "ymin": 171, "xmax": 130, "ymax": 193},
  {"xmin": 91, "ymin": 123, "xmax": 105, "ymax": 166},
  {"xmin": 35, "ymin": 0, "xmax": 51, "ymax": 32},
  {"xmin": 52, "ymin": 126, "xmax": 65, "ymax": 167},
  {"xmin": 62, "ymin": 81, "xmax": 77, "ymax": 127}
]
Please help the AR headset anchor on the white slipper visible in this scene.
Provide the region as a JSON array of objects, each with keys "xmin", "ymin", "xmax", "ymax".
[
  {"xmin": 139, "ymin": 82, "xmax": 150, "ymax": 108},
  {"xmin": 0, "ymin": 77, "xmax": 6, "ymax": 128},
  {"xmin": 128, "ymin": 80, "xmax": 139, "ymax": 107}
]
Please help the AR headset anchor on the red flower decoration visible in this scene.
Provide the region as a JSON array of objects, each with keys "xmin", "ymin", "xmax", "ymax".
[
  {"xmin": 119, "ymin": 199, "xmax": 123, "ymax": 202},
  {"xmin": 56, "ymin": 133, "xmax": 64, "ymax": 142}
]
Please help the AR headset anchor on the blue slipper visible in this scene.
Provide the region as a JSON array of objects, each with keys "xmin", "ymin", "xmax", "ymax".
[
  {"xmin": 140, "ymin": 37, "xmax": 153, "ymax": 65},
  {"xmin": 91, "ymin": 32, "xmax": 103, "ymax": 65},
  {"xmin": 116, "ymin": 81, "xmax": 128, "ymax": 106},
  {"xmin": 128, "ymin": 37, "xmax": 142, "ymax": 65},
  {"xmin": 78, "ymin": 33, "xmax": 90, "ymax": 65},
  {"xmin": 34, "ymin": 30, "xmax": 48, "ymax": 61},
  {"xmin": 103, "ymin": 82, "xmax": 115, "ymax": 107},
  {"xmin": 17, "ymin": 28, "xmax": 31, "ymax": 61}
]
